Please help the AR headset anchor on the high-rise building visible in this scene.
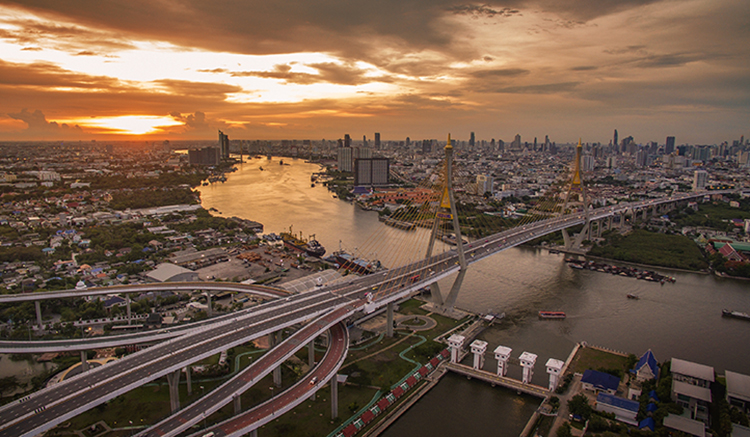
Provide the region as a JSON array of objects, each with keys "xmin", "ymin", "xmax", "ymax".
[
  {"xmin": 344, "ymin": 134, "xmax": 351, "ymax": 148},
  {"xmin": 189, "ymin": 147, "xmax": 220, "ymax": 166},
  {"xmin": 635, "ymin": 149, "xmax": 647, "ymax": 167},
  {"xmin": 338, "ymin": 147, "xmax": 353, "ymax": 172},
  {"xmin": 511, "ymin": 134, "xmax": 521, "ymax": 151},
  {"xmin": 581, "ymin": 155, "xmax": 595, "ymax": 172},
  {"xmin": 354, "ymin": 158, "xmax": 389, "ymax": 186},
  {"xmin": 469, "ymin": 132, "xmax": 475, "ymax": 148},
  {"xmin": 613, "ymin": 130, "xmax": 618, "ymax": 152},
  {"xmin": 693, "ymin": 170, "xmax": 708, "ymax": 191},
  {"xmin": 476, "ymin": 174, "xmax": 494, "ymax": 195},
  {"xmin": 374, "ymin": 133, "xmax": 381, "ymax": 149},
  {"xmin": 218, "ymin": 130, "xmax": 230, "ymax": 160},
  {"xmin": 665, "ymin": 136, "xmax": 675, "ymax": 155},
  {"xmin": 422, "ymin": 139, "xmax": 432, "ymax": 154},
  {"xmin": 405, "ymin": 137, "xmax": 411, "ymax": 148}
]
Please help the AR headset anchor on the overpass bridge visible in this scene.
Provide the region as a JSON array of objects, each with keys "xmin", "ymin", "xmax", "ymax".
[{"xmin": 0, "ymin": 138, "xmax": 724, "ymax": 437}]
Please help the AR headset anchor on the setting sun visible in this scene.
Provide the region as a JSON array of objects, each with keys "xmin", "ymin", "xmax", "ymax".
[{"xmin": 61, "ymin": 116, "xmax": 183, "ymax": 136}]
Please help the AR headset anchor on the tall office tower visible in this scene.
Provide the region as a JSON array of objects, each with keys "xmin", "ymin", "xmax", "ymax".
[
  {"xmin": 469, "ymin": 132, "xmax": 475, "ymax": 148},
  {"xmin": 581, "ymin": 155, "xmax": 595, "ymax": 172},
  {"xmin": 374, "ymin": 132, "xmax": 381, "ymax": 149},
  {"xmin": 405, "ymin": 137, "xmax": 411, "ymax": 148},
  {"xmin": 544, "ymin": 135, "xmax": 550, "ymax": 152},
  {"xmin": 693, "ymin": 170, "xmax": 708, "ymax": 191},
  {"xmin": 490, "ymin": 139, "xmax": 496, "ymax": 150},
  {"xmin": 476, "ymin": 174, "xmax": 494, "ymax": 195},
  {"xmin": 354, "ymin": 158, "xmax": 390, "ymax": 186},
  {"xmin": 344, "ymin": 134, "xmax": 351, "ymax": 147},
  {"xmin": 497, "ymin": 139, "xmax": 505, "ymax": 152},
  {"xmin": 665, "ymin": 136, "xmax": 675, "ymax": 155},
  {"xmin": 635, "ymin": 149, "xmax": 647, "ymax": 167},
  {"xmin": 533, "ymin": 137, "xmax": 537, "ymax": 151},
  {"xmin": 338, "ymin": 147, "xmax": 353, "ymax": 172},
  {"xmin": 363, "ymin": 135, "xmax": 367, "ymax": 146},
  {"xmin": 422, "ymin": 139, "xmax": 432, "ymax": 154},
  {"xmin": 613, "ymin": 130, "xmax": 618, "ymax": 152},
  {"xmin": 512, "ymin": 134, "xmax": 521, "ymax": 150},
  {"xmin": 218, "ymin": 130, "xmax": 230, "ymax": 159}
]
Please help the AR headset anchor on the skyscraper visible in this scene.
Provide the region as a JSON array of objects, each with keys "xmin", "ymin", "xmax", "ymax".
[
  {"xmin": 374, "ymin": 133, "xmax": 380, "ymax": 149},
  {"xmin": 344, "ymin": 134, "xmax": 351, "ymax": 147},
  {"xmin": 613, "ymin": 130, "xmax": 618, "ymax": 152},
  {"xmin": 469, "ymin": 132, "xmax": 475, "ymax": 148},
  {"xmin": 218, "ymin": 130, "xmax": 229, "ymax": 160},
  {"xmin": 665, "ymin": 136, "xmax": 675, "ymax": 155}
]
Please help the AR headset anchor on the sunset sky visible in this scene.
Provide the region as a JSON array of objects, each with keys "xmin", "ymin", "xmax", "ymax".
[{"xmin": 0, "ymin": 0, "xmax": 748, "ymax": 144}]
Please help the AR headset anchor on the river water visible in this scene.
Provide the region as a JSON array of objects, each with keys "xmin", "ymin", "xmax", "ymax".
[{"xmin": 199, "ymin": 157, "xmax": 750, "ymax": 435}]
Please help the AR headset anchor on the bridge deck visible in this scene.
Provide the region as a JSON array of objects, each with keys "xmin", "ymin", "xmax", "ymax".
[{"xmin": 445, "ymin": 362, "xmax": 549, "ymax": 398}]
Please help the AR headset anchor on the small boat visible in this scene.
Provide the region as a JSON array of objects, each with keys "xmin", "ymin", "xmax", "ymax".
[
  {"xmin": 259, "ymin": 166, "xmax": 264, "ymax": 171},
  {"xmin": 722, "ymin": 309, "xmax": 750, "ymax": 321},
  {"xmin": 627, "ymin": 294, "xmax": 640, "ymax": 300},
  {"xmin": 538, "ymin": 311, "xmax": 566, "ymax": 319}
]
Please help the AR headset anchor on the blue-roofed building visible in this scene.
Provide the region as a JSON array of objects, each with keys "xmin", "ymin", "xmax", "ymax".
[
  {"xmin": 581, "ymin": 369, "xmax": 621, "ymax": 395},
  {"xmin": 634, "ymin": 349, "xmax": 659, "ymax": 382},
  {"xmin": 596, "ymin": 392, "xmax": 640, "ymax": 425},
  {"xmin": 639, "ymin": 417, "xmax": 656, "ymax": 431}
]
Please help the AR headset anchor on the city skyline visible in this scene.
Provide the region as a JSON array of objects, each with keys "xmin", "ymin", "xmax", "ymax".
[{"xmin": 0, "ymin": 0, "xmax": 748, "ymax": 144}]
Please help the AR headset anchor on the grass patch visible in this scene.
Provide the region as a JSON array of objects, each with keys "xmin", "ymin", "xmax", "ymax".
[
  {"xmin": 588, "ymin": 229, "xmax": 708, "ymax": 270},
  {"xmin": 569, "ymin": 347, "xmax": 629, "ymax": 375}
]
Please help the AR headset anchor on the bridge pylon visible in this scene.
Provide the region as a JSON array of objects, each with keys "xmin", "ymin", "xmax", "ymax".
[
  {"xmin": 425, "ymin": 134, "xmax": 468, "ymax": 312},
  {"xmin": 561, "ymin": 139, "xmax": 591, "ymax": 250}
]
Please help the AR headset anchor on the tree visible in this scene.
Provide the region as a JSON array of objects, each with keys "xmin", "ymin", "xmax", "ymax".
[
  {"xmin": 557, "ymin": 422, "xmax": 572, "ymax": 437},
  {"xmin": 567, "ymin": 394, "xmax": 593, "ymax": 420}
]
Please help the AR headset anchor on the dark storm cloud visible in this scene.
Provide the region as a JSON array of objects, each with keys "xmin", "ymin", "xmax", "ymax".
[
  {"xmin": 494, "ymin": 82, "xmax": 581, "ymax": 94},
  {"xmin": 7, "ymin": 108, "xmax": 83, "ymax": 134},
  {"xmin": 0, "ymin": 16, "xmax": 136, "ymax": 54},
  {"xmin": 2, "ymin": 0, "xmax": 665, "ymax": 66},
  {"xmin": 0, "ymin": 59, "xmax": 122, "ymax": 89},
  {"xmin": 470, "ymin": 68, "xmax": 529, "ymax": 78},
  {"xmin": 226, "ymin": 63, "xmax": 387, "ymax": 86}
]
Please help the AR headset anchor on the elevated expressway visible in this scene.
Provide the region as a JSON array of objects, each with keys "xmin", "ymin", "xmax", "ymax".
[{"xmin": 0, "ymin": 192, "xmax": 714, "ymax": 437}]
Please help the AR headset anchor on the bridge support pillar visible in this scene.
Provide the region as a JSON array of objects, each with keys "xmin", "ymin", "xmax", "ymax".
[
  {"xmin": 35, "ymin": 300, "xmax": 43, "ymax": 330},
  {"xmin": 331, "ymin": 374, "xmax": 339, "ymax": 420},
  {"xmin": 126, "ymin": 295, "xmax": 132, "ymax": 325},
  {"xmin": 270, "ymin": 331, "xmax": 282, "ymax": 388},
  {"xmin": 470, "ymin": 340, "xmax": 487, "ymax": 370},
  {"xmin": 80, "ymin": 350, "xmax": 89, "ymax": 372},
  {"xmin": 233, "ymin": 393, "xmax": 241, "ymax": 414},
  {"xmin": 206, "ymin": 291, "xmax": 212, "ymax": 317},
  {"xmin": 448, "ymin": 334, "xmax": 465, "ymax": 363},
  {"xmin": 308, "ymin": 341, "xmax": 315, "ymax": 368},
  {"xmin": 167, "ymin": 369, "xmax": 181, "ymax": 413},
  {"xmin": 386, "ymin": 302, "xmax": 394, "ymax": 338},
  {"xmin": 494, "ymin": 345, "xmax": 512, "ymax": 376},
  {"xmin": 519, "ymin": 352, "xmax": 537, "ymax": 385},
  {"xmin": 185, "ymin": 366, "xmax": 192, "ymax": 395}
]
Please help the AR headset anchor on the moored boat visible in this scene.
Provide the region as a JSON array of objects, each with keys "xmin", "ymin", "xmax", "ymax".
[
  {"xmin": 280, "ymin": 226, "xmax": 326, "ymax": 257},
  {"xmin": 538, "ymin": 311, "xmax": 566, "ymax": 319},
  {"xmin": 627, "ymin": 293, "xmax": 640, "ymax": 300},
  {"xmin": 722, "ymin": 309, "xmax": 750, "ymax": 321}
]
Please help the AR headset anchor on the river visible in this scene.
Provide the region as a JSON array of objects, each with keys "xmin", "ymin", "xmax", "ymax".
[{"xmin": 199, "ymin": 157, "xmax": 750, "ymax": 435}]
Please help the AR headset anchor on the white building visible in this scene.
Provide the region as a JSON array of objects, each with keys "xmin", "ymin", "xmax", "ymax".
[{"xmin": 693, "ymin": 170, "xmax": 708, "ymax": 191}]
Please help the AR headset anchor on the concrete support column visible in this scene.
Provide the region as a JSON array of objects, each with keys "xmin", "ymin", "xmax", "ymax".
[
  {"xmin": 185, "ymin": 366, "xmax": 192, "ymax": 395},
  {"xmin": 233, "ymin": 394, "xmax": 241, "ymax": 414},
  {"xmin": 271, "ymin": 331, "xmax": 281, "ymax": 388},
  {"xmin": 35, "ymin": 300, "xmax": 43, "ymax": 330},
  {"xmin": 80, "ymin": 350, "xmax": 89, "ymax": 372},
  {"xmin": 126, "ymin": 295, "xmax": 132, "ymax": 325},
  {"xmin": 331, "ymin": 374, "xmax": 339, "ymax": 420},
  {"xmin": 248, "ymin": 430, "xmax": 258, "ymax": 437},
  {"xmin": 386, "ymin": 302, "xmax": 394, "ymax": 338},
  {"xmin": 206, "ymin": 291, "xmax": 212, "ymax": 317},
  {"xmin": 167, "ymin": 369, "xmax": 181, "ymax": 413},
  {"xmin": 545, "ymin": 358, "xmax": 564, "ymax": 391},
  {"xmin": 308, "ymin": 341, "xmax": 315, "ymax": 368}
]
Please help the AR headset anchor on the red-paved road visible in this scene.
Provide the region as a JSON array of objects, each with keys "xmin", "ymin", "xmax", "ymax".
[
  {"xmin": 186, "ymin": 317, "xmax": 350, "ymax": 437},
  {"xmin": 141, "ymin": 304, "xmax": 356, "ymax": 437}
]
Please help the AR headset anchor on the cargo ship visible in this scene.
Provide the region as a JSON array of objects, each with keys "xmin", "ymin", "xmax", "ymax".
[
  {"xmin": 722, "ymin": 309, "xmax": 750, "ymax": 321},
  {"xmin": 538, "ymin": 311, "xmax": 566, "ymax": 319},
  {"xmin": 280, "ymin": 226, "xmax": 326, "ymax": 257}
]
